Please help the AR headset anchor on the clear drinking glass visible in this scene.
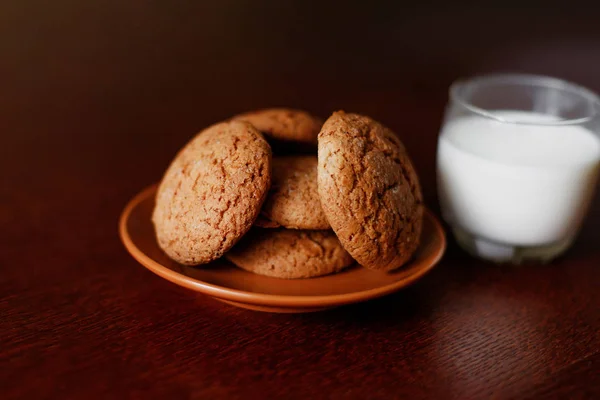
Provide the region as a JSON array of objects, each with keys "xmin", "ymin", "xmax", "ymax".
[{"xmin": 437, "ymin": 74, "xmax": 600, "ymax": 263}]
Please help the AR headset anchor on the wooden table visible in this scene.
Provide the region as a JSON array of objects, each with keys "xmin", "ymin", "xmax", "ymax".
[{"xmin": 3, "ymin": 2, "xmax": 599, "ymax": 398}]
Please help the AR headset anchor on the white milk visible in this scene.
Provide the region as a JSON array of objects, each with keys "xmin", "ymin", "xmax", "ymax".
[{"xmin": 437, "ymin": 111, "xmax": 600, "ymax": 250}]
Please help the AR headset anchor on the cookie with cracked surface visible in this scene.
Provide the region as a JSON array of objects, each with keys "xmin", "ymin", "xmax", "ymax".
[
  {"xmin": 317, "ymin": 111, "xmax": 423, "ymax": 271},
  {"xmin": 233, "ymin": 108, "xmax": 323, "ymax": 146},
  {"xmin": 152, "ymin": 120, "xmax": 272, "ymax": 265},
  {"xmin": 225, "ymin": 228, "xmax": 354, "ymax": 279},
  {"xmin": 255, "ymin": 156, "xmax": 330, "ymax": 230}
]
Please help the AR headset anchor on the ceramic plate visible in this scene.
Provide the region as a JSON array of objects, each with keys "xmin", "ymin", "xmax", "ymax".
[{"xmin": 119, "ymin": 185, "xmax": 446, "ymax": 313}]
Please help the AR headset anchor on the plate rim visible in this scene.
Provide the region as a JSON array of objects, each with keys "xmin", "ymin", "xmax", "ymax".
[{"xmin": 119, "ymin": 184, "xmax": 446, "ymax": 309}]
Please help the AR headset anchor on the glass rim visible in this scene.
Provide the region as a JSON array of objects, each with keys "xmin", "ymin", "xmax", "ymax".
[{"xmin": 449, "ymin": 73, "xmax": 600, "ymax": 126}]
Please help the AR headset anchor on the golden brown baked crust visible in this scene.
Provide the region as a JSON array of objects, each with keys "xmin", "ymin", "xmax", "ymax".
[
  {"xmin": 152, "ymin": 121, "xmax": 272, "ymax": 265},
  {"xmin": 233, "ymin": 108, "xmax": 323, "ymax": 145},
  {"xmin": 225, "ymin": 228, "xmax": 354, "ymax": 279},
  {"xmin": 255, "ymin": 156, "xmax": 329, "ymax": 230},
  {"xmin": 317, "ymin": 111, "xmax": 423, "ymax": 271}
]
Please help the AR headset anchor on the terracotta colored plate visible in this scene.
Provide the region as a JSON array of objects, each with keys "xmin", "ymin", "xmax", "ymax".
[{"xmin": 119, "ymin": 185, "xmax": 446, "ymax": 313}]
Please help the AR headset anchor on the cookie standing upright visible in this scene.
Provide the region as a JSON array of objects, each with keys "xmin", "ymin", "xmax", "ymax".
[
  {"xmin": 256, "ymin": 156, "xmax": 330, "ymax": 230},
  {"xmin": 152, "ymin": 121, "xmax": 272, "ymax": 265},
  {"xmin": 317, "ymin": 111, "xmax": 423, "ymax": 271},
  {"xmin": 234, "ymin": 108, "xmax": 323, "ymax": 146},
  {"xmin": 226, "ymin": 229, "xmax": 354, "ymax": 279}
]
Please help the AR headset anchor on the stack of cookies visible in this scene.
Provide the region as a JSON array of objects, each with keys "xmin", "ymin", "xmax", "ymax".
[{"xmin": 152, "ymin": 109, "xmax": 423, "ymax": 279}]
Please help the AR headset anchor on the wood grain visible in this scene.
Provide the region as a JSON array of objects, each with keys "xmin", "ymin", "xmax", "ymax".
[{"xmin": 2, "ymin": 1, "xmax": 599, "ymax": 398}]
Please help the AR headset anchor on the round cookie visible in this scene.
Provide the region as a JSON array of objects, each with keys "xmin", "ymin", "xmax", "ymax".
[
  {"xmin": 317, "ymin": 111, "xmax": 423, "ymax": 271},
  {"xmin": 152, "ymin": 120, "xmax": 272, "ymax": 265},
  {"xmin": 233, "ymin": 108, "xmax": 323, "ymax": 145},
  {"xmin": 225, "ymin": 229, "xmax": 354, "ymax": 279},
  {"xmin": 255, "ymin": 156, "xmax": 330, "ymax": 230}
]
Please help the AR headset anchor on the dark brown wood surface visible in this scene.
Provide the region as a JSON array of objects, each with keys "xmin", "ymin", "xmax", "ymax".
[{"xmin": 2, "ymin": 1, "xmax": 599, "ymax": 399}]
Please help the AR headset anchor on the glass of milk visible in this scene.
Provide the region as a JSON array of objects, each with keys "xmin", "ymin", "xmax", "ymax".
[{"xmin": 437, "ymin": 74, "xmax": 600, "ymax": 263}]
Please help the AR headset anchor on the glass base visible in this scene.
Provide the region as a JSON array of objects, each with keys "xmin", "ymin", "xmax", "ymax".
[{"xmin": 452, "ymin": 226, "xmax": 574, "ymax": 264}]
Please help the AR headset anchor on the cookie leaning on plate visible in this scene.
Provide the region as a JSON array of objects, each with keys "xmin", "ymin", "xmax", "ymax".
[
  {"xmin": 233, "ymin": 108, "xmax": 323, "ymax": 145},
  {"xmin": 225, "ymin": 228, "xmax": 354, "ymax": 279},
  {"xmin": 317, "ymin": 111, "xmax": 423, "ymax": 271},
  {"xmin": 256, "ymin": 156, "xmax": 330, "ymax": 230},
  {"xmin": 152, "ymin": 121, "xmax": 272, "ymax": 265}
]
